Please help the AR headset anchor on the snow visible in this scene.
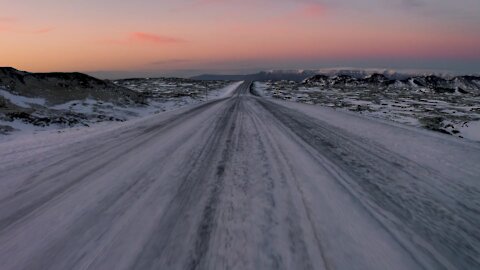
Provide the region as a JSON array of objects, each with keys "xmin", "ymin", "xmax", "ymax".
[
  {"xmin": 0, "ymin": 100, "xmax": 202, "ymax": 160},
  {"xmin": 0, "ymin": 88, "xmax": 46, "ymax": 108},
  {"xmin": 0, "ymin": 119, "xmax": 54, "ymax": 133},
  {"xmin": 0, "ymin": 81, "xmax": 244, "ymax": 138},
  {"xmin": 214, "ymin": 81, "xmax": 244, "ymax": 98},
  {"xmin": 270, "ymin": 97, "xmax": 480, "ymax": 184},
  {"xmin": 0, "ymin": 81, "xmax": 244, "ymax": 144},
  {"xmin": 253, "ymin": 80, "xmax": 480, "ymax": 142},
  {"xmin": 51, "ymin": 99, "xmax": 99, "ymax": 114},
  {"xmin": 52, "ymin": 98, "xmax": 162, "ymax": 118},
  {"xmin": 0, "ymin": 83, "xmax": 479, "ymax": 269},
  {"xmin": 459, "ymin": 120, "xmax": 480, "ymax": 142},
  {"xmin": 252, "ymin": 81, "xmax": 268, "ymax": 96}
]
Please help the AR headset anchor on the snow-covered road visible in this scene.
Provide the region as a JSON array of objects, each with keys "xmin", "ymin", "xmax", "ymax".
[{"xmin": 0, "ymin": 82, "xmax": 479, "ymax": 270}]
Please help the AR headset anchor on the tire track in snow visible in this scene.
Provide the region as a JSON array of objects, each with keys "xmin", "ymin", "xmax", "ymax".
[{"xmin": 256, "ymin": 97, "xmax": 480, "ymax": 269}]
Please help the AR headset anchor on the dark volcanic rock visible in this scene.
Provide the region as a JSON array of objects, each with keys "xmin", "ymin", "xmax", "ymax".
[
  {"xmin": 332, "ymin": 75, "xmax": 356, "ymax": 86},
  {"xmin": 419, "ymin": 116, "xmax": 452, "ymax": 135},
  {"xmin": 303, "ymin": 75, "xmax": 330, "ymax": 85},
  {"xmin": 365, "ymin": 73, "xmax": 395, "ymax": 84},
  {"xmin": 0, "ymin": 124, "xmax": 16, "ymax": 134},
  {"xmin": 5, "ymin": 111, "xmax": 87, "ymax": 127},
  {"xmin": 301, "ymin": 73, "xmax": 480, "ymax": 94}
]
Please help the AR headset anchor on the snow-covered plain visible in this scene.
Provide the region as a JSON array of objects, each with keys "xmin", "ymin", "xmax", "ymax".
[{"xmin": 0, "ymin": 82, "xmax": 479, "ymax": 270}]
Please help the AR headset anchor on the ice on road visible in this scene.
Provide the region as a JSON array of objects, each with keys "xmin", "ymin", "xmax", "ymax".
[{"xmin": 0, "ymin": 82, "xmax": 479, "ymax": 270}]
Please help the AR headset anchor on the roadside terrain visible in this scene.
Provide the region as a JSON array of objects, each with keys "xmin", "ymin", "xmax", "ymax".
[
  {"xmin": 3, "ymin": 67, "xmax": 479, "ymax": 142},
  {"xmin": 254, "ymin": 73, "xmax": 480, "ymax": 142},
  {"xmin": 0, "ymin": 67, "xmax": 235, "ymax": 136},
  {"xmin": 0, "ymin": 82, "xmax": 479, "ymax": 270}
]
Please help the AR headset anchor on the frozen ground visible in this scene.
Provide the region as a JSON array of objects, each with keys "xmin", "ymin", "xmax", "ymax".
[
  {"xmin": 0, "ymin": 82, "xmax": 479, "ymax": 270},
  {"xmin": 0, "ymin": 78, "xmax": 239, "ymax": 138},
  {"xmin": 254, "ymin": 77, "xmax": 480, "ymax": 142}
]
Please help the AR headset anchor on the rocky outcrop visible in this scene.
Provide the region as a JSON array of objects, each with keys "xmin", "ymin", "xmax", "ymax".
[{"xmin": 304, "ymin": 73, "xmax": 480, "ymax": 94}]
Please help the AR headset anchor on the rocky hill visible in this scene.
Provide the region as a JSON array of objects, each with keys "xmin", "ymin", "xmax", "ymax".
[
  {"xmin": 0, "ymin": 67, "xmax": 149, "ymax": 134},
  {"xmin": 0, "ymin": 69, "xmax": 235, "ymax": 136},
  {"xmin": 303, "ymin": 73, "xmax": 480, "ymax": 94},
  {"xmin": 254, "ymin": 75, "xmax": 480, "ymax": 141},
  {"xmin": 0, "ymin": 67, "xmax": 144, "ymax": 105}
]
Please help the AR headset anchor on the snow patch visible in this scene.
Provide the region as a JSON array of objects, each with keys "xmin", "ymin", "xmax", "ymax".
[
  {"xmin": 0, "ymin": 88, "xmax": 46, "ymax": 108},
  {"xmin": 459, "ymin": 121, "xmax": 480, "ymax": 142}
]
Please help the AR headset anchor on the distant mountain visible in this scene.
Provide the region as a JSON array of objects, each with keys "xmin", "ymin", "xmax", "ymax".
[
  {"xmin": 0, "ymin": 67, "xmax": 143, "ymax": 105},
  {"xmin": 313, "ymin": 69, "xmax": 418, "ymax": 80},
  {"xmin": 191, "ymin": 69, "xmax": 436, "ymax": 82},
  {"xmin": 191, "ymin": 70, "xmax": 317, "ymax": 82},
  {"xmin": 200, "ymin": 68, "xmax": 480, "ymax": 94}
]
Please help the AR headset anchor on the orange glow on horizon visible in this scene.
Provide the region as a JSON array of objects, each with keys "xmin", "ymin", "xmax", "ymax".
[{"xmin": 1, "ymin": 0, "xmax": 479, "ymax": 74}]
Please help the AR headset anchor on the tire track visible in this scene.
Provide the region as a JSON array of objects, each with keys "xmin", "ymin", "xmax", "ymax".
[
  {"xmin": 255, "ymin": 97, "xmax": 480, "ymax": 269},
  {"xmin": 131, "ymin": 97, "xmax": 242, "ymax": 270},
  {"xmin": 0, "ymin": 98, "xmax": 228, "ymax": 233}
]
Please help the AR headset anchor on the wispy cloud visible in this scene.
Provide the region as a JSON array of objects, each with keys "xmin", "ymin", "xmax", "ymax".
[{"xmin": 103, "ymin": 32, "xmax": 187, "ymax": 46}]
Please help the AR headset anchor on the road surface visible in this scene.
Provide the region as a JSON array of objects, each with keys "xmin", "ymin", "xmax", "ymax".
[{"xmin": 0, "ymin": 82, "xmax": 479, "ymax": 270}]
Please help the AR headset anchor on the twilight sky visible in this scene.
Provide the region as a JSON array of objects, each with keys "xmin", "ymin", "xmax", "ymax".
[{"xmin": 1, "ymin": 0, "xmax": 479, "ymax": 78}]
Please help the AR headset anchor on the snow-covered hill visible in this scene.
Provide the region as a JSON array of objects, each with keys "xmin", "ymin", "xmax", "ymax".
[
  {"xmin": 0, "ymin": 68, "xmax": 238, "ymax": 136},
  {"xmin": 0, "ymin": 67, "xmax": 144, "ymax": 105}
]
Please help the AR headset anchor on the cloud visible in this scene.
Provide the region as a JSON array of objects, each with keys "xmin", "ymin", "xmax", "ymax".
[
  {"xmin": 102, "ymin": 32, "xmax": 187, "ymax": 46},
  {"xmin": 129, "ymin": 32, "xmax": 186, "ymax": 44}
]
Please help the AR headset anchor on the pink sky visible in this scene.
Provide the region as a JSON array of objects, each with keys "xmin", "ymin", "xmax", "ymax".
[{"xmin": 0, "ymin": 0, "xmax": 479, "ymax": 77}]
